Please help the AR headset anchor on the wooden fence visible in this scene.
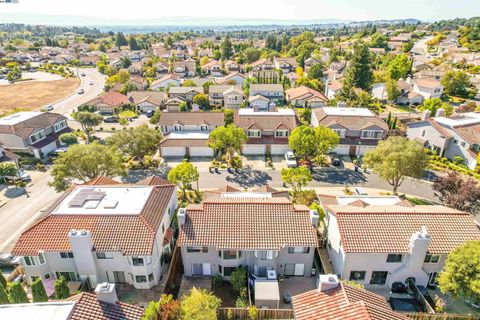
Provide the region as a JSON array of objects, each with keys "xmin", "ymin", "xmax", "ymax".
[
  {"xmin": 218, "ymin": 308, "xmax": 294, "ymax": 320},
  {"xmin": 163, "ymin": 244, "xmax": 181, "ymax": 295},
  {"xmin": 404, "ymin": 313, "xmax": 480, "ymax": 320}
]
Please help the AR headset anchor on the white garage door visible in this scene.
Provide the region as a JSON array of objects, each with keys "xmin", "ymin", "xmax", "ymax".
[
  {"xmin": 161, "ymin": 147, "xmax": 186, "ymax": 157},
  {"xmin": 333, "ymin": 145, "xmax": 350, "ymax": 155},
  {"xmin": 41, "ymin": 141, "xmax": 59, "ymax": 157},
  {"xmin": 190, "ymin": 147, "xmax": 214, "ymax": 157},
  {"xmin": 357, "ymin": 145, "xmax": 376, "ymax": 156},
  {"xmin": 271, "ymin": 144, "xmax": 289, "ymax": 155},
  {"xmin": 242, "ymin": 144, "xmax": 266, "ymax": 155}
]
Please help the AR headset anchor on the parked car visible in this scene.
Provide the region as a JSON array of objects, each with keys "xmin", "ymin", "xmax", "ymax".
[
  {"xmin": 77, "ymin": 89, "xmax": 84, "ymax": 94},
  {"xmin": 104, "ymin": 117, "xmax": 119, "ymax": 123},
  {"xmin": 4, "ymin": 169, "xmax": 31, "ymax": 182},
  {"xmin": 89, "ymin": 81, "xmax": 94, "ymax": 85},
  {"xmin": 45, "ymin": 105, "xmax": 54, "ymax": 111},
  {"xmin": 285, "ymin": 151, "xmax": 297, "ymax": 168},
  {"xmin": 80, "ymin": 73, "xmax": 86, "ymax": 77},
  {"xmin": 0, "ymin": 253, "xmax": 20, "ymax": 267},
  {"xmin": 146, "ymin": 110, "xmax": 154, "ymax": 118},
  {"xmin": 330, "ymin": 152, "xmax": 341, "ymax": 166}
]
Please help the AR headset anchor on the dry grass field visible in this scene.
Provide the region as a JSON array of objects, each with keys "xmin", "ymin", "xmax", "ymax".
[{"xmin": 0, "ymin": 78, "xmax": 80, "ymax": 112}]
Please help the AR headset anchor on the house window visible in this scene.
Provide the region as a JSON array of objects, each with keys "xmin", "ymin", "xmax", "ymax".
[
  {"xmin": 361, "ymin": 130, "xmax": 383, "ymax": 139},
  {"xmin": 223, "ymin": 267, "xmax": 235, "ymax": 277},
  {"xmin": 288, "ymin": 247, "xmax": 310, "ymax": 254},
  {"xmin": 254, "ymin": 250, "xmax": 277, "ymax": 260},
  {"xmin": 370, "ymin": 271, "xmax": 388, "ymax": 285},
  {"xmin": 54, "ymin": 121, "xmax": 66, "ymax": 132},
  {"xmin": 222, "ymin": 250, "xmax": 238, "ymax": 260},
  {"xmin": 200, "ymin": 125, "xmax": 208, "ymax": 131},
  {"xmin": 173, "ymin": 125, "xmax": 183, "ymax": 131},
  {"xmin": 96, "ymin": 252, "xmax": 113, "ymax": 259},
  {"xmin": 24, "ymin": 256, "xmax": 36, "ymax": 266},
  {"xmin": 386, "ymin": 254, "xmax": 403, "ymax": 263},
  {"xmin": 275, "ymin": 130, "xmax": 289, "ymax": 137},
  {"xmin": 254, "ymin": 265, "xmax": 267, "ymax": 277},
  {"xmin": 424, "ymin": 254, "xmax": 440, "ymax": 263},
  {"xmin": 247, "ymin": 130, "xmax": 261, "ymax": 137},
  {"xmin": 148, "ymin": 273, "xmax": 154, "ymax": 282},
  {"xmin": 135, "ymin": 275, "xmax": 147, "ymax": 283},
  {"xmin": 38, "ymin": 253, "xmax": 46, "ymax": 265},
  {"xmin": 454, "ymin": 139, "xmax": 459, "ymax": 144},
  {"xmin": 29, "ymin": 130, "xmax": 46, "ymax": 144},
  {"xmin": 349, "ymin": 271, "xmax": 366, "ymax": 281},
  {"xmin": 187, "ymin": 247, "xmax": 208, "ymax": 253},
  {"xmin": 55, "ymin": 272, "xmax": 77, "ymax": 282},
  {"xmin": 43, "ymin": 273, "xmax": 51, "ymax": 279},
  {"xmin": 132, "ymin": 257, "xmax": 144, "ymax": 266},
  {"xmin": 60, "ymin": 252, "xmax": 74, "ymax": 259},
  {"xmin": 332, "ymin": 129, "xmax": 346, "ymax": 138}
]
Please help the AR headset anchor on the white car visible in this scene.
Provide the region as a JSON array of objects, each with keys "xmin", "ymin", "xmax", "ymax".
[
  {"xmin": 89, "ymin": 81, "xmax": 94, "ymax": 85},
  {"xmin": 45, "ymin": 105, "xmax": 54, "ymax": 111},
  {"xmin": 285, "ymin": 151, "xmax": 297, "ymax": 168},
  {"xmin": 4, "ymin": 169, "xmax": 31, "ymax": 182},
  {"xmin": 77, "ymin": 89, "xmax": 84, "ymax": 94}
]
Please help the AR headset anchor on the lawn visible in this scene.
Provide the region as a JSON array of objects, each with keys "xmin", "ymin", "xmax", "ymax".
[
  {"xmin": 118, "ymin": 110, "xmax": 137, "ymax": 118},
  {"xmin": 0, "ymin": 78, "xmax": 80, "ymax": 113}
]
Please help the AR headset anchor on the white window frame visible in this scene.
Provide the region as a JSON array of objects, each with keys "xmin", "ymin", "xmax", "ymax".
[
  {"xmin": 424, "ymin": 254, "xmax": 440, "ymax": 264},
  {"xmin": 173, "ymin": 125, "xmax": 183, "ymax": 131},
  {"xmin": 54, "ymin": 120, "xmax": 66, "ymax": 133},
  {"xmin": 332, "ymin": 129, "xmax": 346, "ymax": 138},
  {"xmin": 361, "ymin": 130, "xmax": 383, "ymax": 139},
  {"xmin": 275, "ymin": 130, "xmax": 289, "ymax": 137},
  {"xmin": 254, "ymin": 250, "xmax": 278, "ymax": 260},
  {"xmin": 29, "ymin": 130, "xmax": 46, "ymax": 144},
  {"xmin": 24, "ymin": 256, "xmax": 36, "ymax": 266},
  {"xmin": 247, "ymin": 130, "xmax": 261, "ymax": 137},
  {"xmin": 38, "ymin": 253, "xmax": 46, "ymax": 265}
]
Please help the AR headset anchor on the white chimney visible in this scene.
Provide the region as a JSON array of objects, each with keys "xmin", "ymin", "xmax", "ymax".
[
  {"xmin": 435, "ymin": 108, "xmax": 445, "ymax": 118},
  {"xmin": 177, "ymin": 208, "xmax": 187, "ymax": 227},
  {"xmin": 94, "ymin": 283, "xmax": 118, "ymax": 304},
  {"xmin": 318, "ymin": 274, "xmax": 339, "ymax": 292},
  {"xmin": 421, "ymin": 110, "xmax": 431, "ymax": 121},
  {"xmin": 406, "ymin": 226, "xmax": 431, "ymax": 270},
  {"xmin": 68, "ymin": 229, "xmax": 97, "ymax": 286},
  {"xmin": 309, "ymin": 210, "xmax": 319, "ymax": 227}
]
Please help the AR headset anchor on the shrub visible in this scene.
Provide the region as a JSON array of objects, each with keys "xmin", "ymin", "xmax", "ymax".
[
  {"xmin": 31, "ymin": 278, "xmax": 48, "ymax": 302},
  {"xmin": 59, "ymin": 132, "xmax": 78, "ymax": 145},
  {"xmin": 8, "ymin": 282, "xmax": 28, "ymax": 303},
  {"xmin": 453, "ymin": 155, "xmax": 464, "ymax": 165},
  {"xmin": 235, "ymin": 288, "xmax": 248, "ymax": 308},
  {"xmin": 230, "ymin": 267, "xmax": 247, "ymax": 292},
  {"xmin": 213, "ymin": 274, "xmax": 223, "ymax": 286},
  {"xmin": 54, "ymin": 276, "xmax": 70, "ymax": 299}
]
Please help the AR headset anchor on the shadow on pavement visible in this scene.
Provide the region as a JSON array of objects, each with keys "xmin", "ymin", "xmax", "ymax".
[
  {"xmin": 121, "ymin": 168, "xmax": 169, "ymax": 183},
  {"xmin": 3, "ymin": 187, "xmax": 26, "ymax": 199},
  {"xmin": 226, "ymin": 167, "xmax": 272, "ymax": 187},
  {"xmin": 312, "ymin": 168, "xmax": 367, "ymax": 185}
]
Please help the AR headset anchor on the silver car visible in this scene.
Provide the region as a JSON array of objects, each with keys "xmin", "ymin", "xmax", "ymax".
[{"xmin": 285, "ymin": 151, "xmax": 297, "ymax": 168}]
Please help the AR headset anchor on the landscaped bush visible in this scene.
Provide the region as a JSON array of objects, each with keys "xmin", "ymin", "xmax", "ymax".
[
  {"xmin": 59, "ymin": 132, "xmax": 78, "ymax": 145},
  {"xmin": 292, "ymin": 189, "xmax": 318, "ymax": 206}
]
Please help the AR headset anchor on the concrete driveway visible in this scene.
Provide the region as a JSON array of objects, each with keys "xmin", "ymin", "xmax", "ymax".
[
  {"xmin": 164, "ymin": 157, "xmax": 212, "ymax": 171},
  {"xmin": 242, "ymin": 156, "xmax": 266, "ymax": 170}
]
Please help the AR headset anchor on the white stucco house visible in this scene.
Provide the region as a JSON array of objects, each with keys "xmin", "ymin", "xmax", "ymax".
[
  {"xmin": 319, "ymin": 194, "xmax": 480, "ymax": 289},
  {"xmin": 12, "ymin": 176, "xmax": 177, "ymax": 290}
]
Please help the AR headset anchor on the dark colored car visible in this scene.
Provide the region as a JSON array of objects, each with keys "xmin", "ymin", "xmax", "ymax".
[
  {"xmin": 104, "ymin": 117, "xmax": 119, "ymax": 123},
  {"xmin": 146, "ymin": 110, "xmax": 154, "ymax": 118}
]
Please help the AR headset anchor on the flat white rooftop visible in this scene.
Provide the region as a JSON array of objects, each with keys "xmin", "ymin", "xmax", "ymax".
[
  {"xmin": 0, "ymin": 302, "xmax": 75, "ymax": 320},
  {"xmin": 435, "ymin": 113, "xmax": 480, "ymax": 127},
  {"xmin": 322, "ymin": 107, "xmax": 374, "ymax": 117},
  {"xmin": 53, "ymin": 186, "xmax": 153, "ymax": 215},
  {"xmin": 168, "ymin": 132, "xmax": 210, "ymax": 139},
  {"xmin": 222, "ymin": 192, "xmax": 272, "ymax": 198},
  {"xmin": 0, "ymin": 111, "xmax": 42, "ymax": 125},
  {"xmin": 239, "ymin": 108, "xmax": 295, "ymax": 116},
  {"xmin": 336, "ymin": 195, "xmax": 401, "ymax": 206}
]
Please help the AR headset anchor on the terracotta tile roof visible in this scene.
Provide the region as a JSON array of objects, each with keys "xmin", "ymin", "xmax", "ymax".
[
  {"xmin": 151, "ymin": 73, "xmax": 179, "ymax": 86},
  {"xmin": 86, "ymin": 91, "xmax": 129, "ymax": 107},
  {"xmin": 159, "ymin": 111, "xmax": 224, "ymax": 126},
  {"xmin": 292, "ymin": 283, "xmax": 409, "ymax": 320},
  {"xmin": 313, "ymin": 108, "xmax": 388, "ymax": 131},
  {"xmin": 67, "ymin": 292, "xmax": 144, "ymax": 320},
  {"xmin": 11, "ymin": 177, "xmax": 176, "ymax": 256},
  {"xmin": 163, "ymin": 227, "xmax": 174, "ymax": 246},
  {"xmin": 415, "ymin": 77, "xmax": 442, "ymax": 89},
  {"xmin": 159, "ymin": 138, "xmax": 209, "ymax": 148},
  {"xmin": 286, "ymin": 86, "xmax": 328, "ymax": 102},
  {"xmin": 453, "ymin": 123, "xmax": 480, "ymax": 145},
  {"xmin": 325, "ymin": 205, "xmax": 480, "ymax": 254},
  {"xmin": 235, "ymin": 111, "xmax": 298, "ymax": 131},
  {"xmin": 0, "ymin": 112, "xmax": 67, "ymax": 139},
  {"xmin": 84, "ymin": 177, "xmax": 120, "ymax": 185},
  {"xmin": 128, "ymin": 91, "xmax": 167, "ymax": 106},
  {"xmin": 252, "ymin": 185, "xmax": 290, "ymax": 198},
  {"xmin": 178, "ymin": 192, "xmax": 317, "ymax": 250}
]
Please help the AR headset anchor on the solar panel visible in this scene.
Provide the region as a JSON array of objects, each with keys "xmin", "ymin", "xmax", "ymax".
[{"xmin": 68, "ymin": 189, "xmax": 105, "ymax": 207}]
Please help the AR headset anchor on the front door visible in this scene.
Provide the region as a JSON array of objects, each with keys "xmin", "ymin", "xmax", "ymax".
[
  {"xmin": 192, "ymin": 264, "xmax": 203, "ymax": 276},
  {"xmin": 349, "ymin": 145, "xmax": 357, "ymax": 156},
  {"xmin": 294, "ymin": 264, "xmax": 305, "ymax": 276},
  {"xmin": 284, "ymin": 264, "xmax": 295, "ymax": 276},
  {"xmin": 202, "ymin": 263, "xmax": 212, "ymax": 276},
  {"xmin": 113, "ymin": 271, "xmax": 126, "ymax": 284}
]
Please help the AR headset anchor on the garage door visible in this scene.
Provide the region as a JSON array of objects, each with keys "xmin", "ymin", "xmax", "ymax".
[
  {"xmin": 332, "ymin": 145, "xmax": 350, "ymax": 155},
  {"xmin": 357, "ymin": 145, "xmax": 376, "ymax": 156},
  {"xmin": 41, "ymin": 141, "xmax": 59, "ymax": 157},
  {"xmin": 242, "ymin": 144, "xmax": 266, "ymax": 155},
  {"xmin": 190, "ymin": 147, "xmax": 214, "ymax": 157},
  {"xmin": 271, "ymin": 145, "xmax": 289, "ymax": 155},
  {"xmin": 161, "ymin": 147, "xmax": 186, "ymax": 157}
]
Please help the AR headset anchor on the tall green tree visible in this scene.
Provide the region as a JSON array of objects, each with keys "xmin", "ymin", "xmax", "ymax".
[
  {"xmin": 307, "ymin": 63, "xmax": 324, "ymax": 81},
  {"xmin": 180, "ymin": 288, "xmax": 221, "ymax": 320},
  {"xmin": 221, "ymin": 35, "xmax": 233, "ymax": 60},
  {"xmin": 420, "ymin": 98, "xmax": 453, "ymax": 117},
  {"xmin": 224, "ymin": 109, "xmax": 234, "ymax": 126},
  {"xmin": 8, "ymin": 282, "xmax": 28, "ymax": 304},
  {"xmin": 72, "ymin": 111, "xmax": 103, "ymax": 144},
  {"xmin": 106, "ymin": 125, "xmax": 161, "ymax": 164},
  {"xmin": 167, "ymin": 161, "xmax": 200, "ymax": 201},
  {"xmin": 441, "ymin": 70, "xmax": 477, "ymax": 98},
  {"xmin": 315, "ymin": 126, "xmax": 340, "ymax": 158},
  {"xmin": 438, "ymin": 240, "xmax": 480, "ymax": 304},
  {"xmin": 281, "ymin": 167, "xmax": 313, "ymax": 194},
  {"xmin": 31, "ymin": 278, "xmax": 48, "ymax": 302},
  {"xmin": 208, "ymin": 125, "xmax": 247, "ymax": 165},
  {"xmin": 369, "ymin": 33, "xmax": 389, "ymax": 49},
  {"xmin": 0, "ymin": 271, "xmax": 7, "ymax": 289},
  {"xmin": 0, "ymin": 283, "xmax": 9, "ymax": 304},
  {"xmin": 0, "ymin": 162, "xmax": 18, "ymax": 183},
  {"xmin": 49, "ymin": 143, "xmax": 126, "ymax": 192},
  {"xmin": 288, "ymin": 125, "xmax": 317, "ymax": 160},
  {"xmin": 343, "ymin": 43, "xmax": 373, "ymax": 91},
  {"xmin": 386, "ymin": 79, "xmax": 401, "ymax": 102},
  {"xmin": 192, "ymin": 93, "xmax": 210, "ymax": 110},
  {"xmin": 128, "ymin": 36, "xmax": 140, "ymax": 50},
  {"xmin": 115, "ymin": 32, "xmax": 128, "ymax": 47},
  {"xmin": 387, "ymin": 53, "xmax": 412, "ymax": 80},
  {"xmin": 363, "ymin": 136, "xmax": 427, "ymax": 195},
  {"xmin": 54, "ymin": 276, "xmax": 70, "ymax": 299}
]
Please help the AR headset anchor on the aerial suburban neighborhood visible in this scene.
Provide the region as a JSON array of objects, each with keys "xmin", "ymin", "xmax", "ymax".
[{"xmin": 0, "ymin": 1, "xmax": 480, "ymax": 319}]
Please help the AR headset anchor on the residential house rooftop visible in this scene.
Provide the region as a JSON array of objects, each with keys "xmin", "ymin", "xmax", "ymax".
[{"xmin": 0, "ymin": 112, "xmax": 67, "ymax": 139}]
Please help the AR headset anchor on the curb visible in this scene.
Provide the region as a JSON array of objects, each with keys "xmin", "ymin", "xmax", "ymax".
[{"xmin": 39, "ymin": 69, "xmax": 83, "ymax": 110}]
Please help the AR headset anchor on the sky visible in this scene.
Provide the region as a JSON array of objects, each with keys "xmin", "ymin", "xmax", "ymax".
[{"xmin": 0, "ymin": 0, "xmax": 479, "ymax": 24}]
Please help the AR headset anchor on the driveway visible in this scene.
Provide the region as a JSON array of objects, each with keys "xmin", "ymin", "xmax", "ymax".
[
  {"xmin": 242, "ymin": 156, "xmax": 266, "ymax": 170},
  {"xmin": 164, "ymin": 157, "xmax": 212, "ymax": 172}
]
